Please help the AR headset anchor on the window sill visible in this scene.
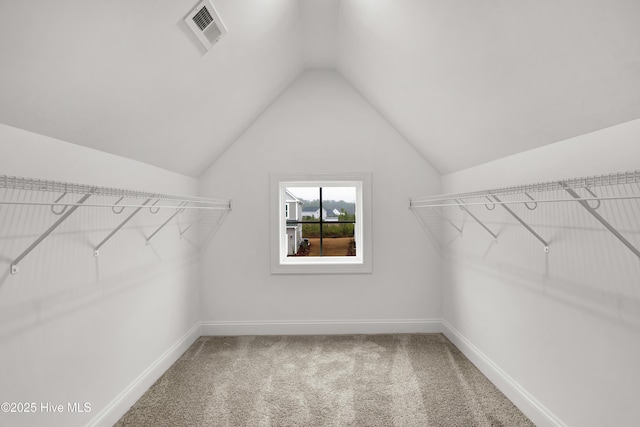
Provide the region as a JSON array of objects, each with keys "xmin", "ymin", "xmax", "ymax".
[{"xmin": 271, "ymin": 257, "xmax": 372, "ymax": 275}]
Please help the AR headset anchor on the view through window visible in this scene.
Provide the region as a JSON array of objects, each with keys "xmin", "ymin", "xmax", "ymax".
[{"xmin": 285, "ymin": 186, "xmax": 356, "ymax": 257}]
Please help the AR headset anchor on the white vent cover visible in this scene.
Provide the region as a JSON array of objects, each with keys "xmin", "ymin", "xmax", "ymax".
[{"xmin": 185, "ymin": 0, "xmax": 227, "ymax": 50}]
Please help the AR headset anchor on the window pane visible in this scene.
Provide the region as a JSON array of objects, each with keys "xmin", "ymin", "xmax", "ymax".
[
  {"xmin": 285, "ymin": 187, "xmax": 317, "ymax": 257},
  {"xmin": 284, "ymin": 185, "xmax": 357, "ymax": 258},
  {"xmin": 299, "ymin": 224, "xmax": 320, "ymax": 257},
  {"xmin": 322, "ymin": 187, "xmax": 356, "ymax": 221},
  {"xmin": 286, "ymin": 187, "xmax": 322, "ymax": 220},
  {"xmin": 286, "ymin": 187, "xmax": 319, "ymax": 201},
  {"xmin": 322, "ymin": 187, "xmax": 356, "ymax": 203},
  {"xmin": 320, "ymin": 223, "xmax": 356, "ymax": 256}
]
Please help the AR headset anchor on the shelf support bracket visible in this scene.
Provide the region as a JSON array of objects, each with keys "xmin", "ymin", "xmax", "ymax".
[
  {"xmin": 94, "ymin": 198, "xmax": 152, "ymax": 256},
  {"xmin": 410, "ymin": 207, "xmax": 443, "ymax": 254},
  {"xmin": 146, "ymin": 202, "xmax": 188, "ymax": 245},
  {"xmin": 456, "ymin": 199, "xmax": 498, "ymax": 240},
  {"xmin": 439, "ymin": 209, "xmax": 463, "ymax": 235},
  {"xmin": 492, "ymin": 195, "xmax": 549, "ymax": 253},
  {"xmin": 563, "ymin": 183, "xmax": 640, "ymax": 259},
  {"xmin": 179, "ymin": 211, "xmax": 203, "ymax": 238},
  {"xmin": 430, "ymin": 208, "xmax": 463, "ymax": 235},
  {"xmin": 11, "ymin": 190, "xmax": 95, "ymax": 274}
]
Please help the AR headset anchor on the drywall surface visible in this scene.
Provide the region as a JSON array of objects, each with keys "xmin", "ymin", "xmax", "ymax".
[
  {"xmin": 199, "ymin": 70, "xmax": 441, "ymax": 330},
  {"xmin": 0, "ymin": 123, "xmax": 200, "ymax": 427},
  {"xmin": 441, "ymin": 119, "xmax": 640, "ymax": 426}
]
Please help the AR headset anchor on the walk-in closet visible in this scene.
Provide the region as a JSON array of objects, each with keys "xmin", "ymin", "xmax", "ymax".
[{"xmin": 1, "ymin": 1, "xmax": 639, "ymax": 426}]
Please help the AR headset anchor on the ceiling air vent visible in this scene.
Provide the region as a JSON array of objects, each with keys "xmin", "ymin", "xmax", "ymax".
[{"xmin": 185, "ymin": 0, "xmax": 227, "ymax": 50}]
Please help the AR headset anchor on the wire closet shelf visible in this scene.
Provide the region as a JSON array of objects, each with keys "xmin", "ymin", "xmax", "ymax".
[
  {"xmin": 1, "ymin": 175, "xmax": 232, "ymax": 274},
  {"xmin": 0, "ymin": 175, "xmax": 231, "ymax": 210},
  {"xmin": 409, "ymin": 170, "xmax": 640, "ymax": 258}
]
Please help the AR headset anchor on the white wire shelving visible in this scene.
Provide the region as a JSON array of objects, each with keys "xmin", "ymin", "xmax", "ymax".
[
  {"xmin": 1, "ymin": 175, "xmax": 232, "ymax": 274},
  {"xmin": 409, "ymin": 170, "xmax": 640, "ymax": 257}
]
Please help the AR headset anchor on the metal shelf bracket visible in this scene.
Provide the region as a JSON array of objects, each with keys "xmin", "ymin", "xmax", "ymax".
[
  {"xmin": 146, "ymin": 202, "xmax": 188, "ymax": 245},
  {"xmin": 410, "ymin": 206, "xmax": 443, "ymax": 253},
  {"xmin": 492, "ymin": 195, "xmax": 549, "ymax": 253},
  {"xmin": 432, "ymin": 208, "xmax": 463, "ymax": 235},
  {"xmin": 563, "ymin": 183, "xmax": 640, "ymax": 259},
  {"xmin": 11, "ymin": 190, "xmax": 95, "ymax": 274},
  {"xmin": 179, "ymin": 211, "xmax": 204, "ymax": 238},
  {"xmin": 456, "ymin": 199, "xmax": 498, "ymax": 240},
  {"xmin": 94, "ymin": 198, "xmax": 152, "ymax": 256}
]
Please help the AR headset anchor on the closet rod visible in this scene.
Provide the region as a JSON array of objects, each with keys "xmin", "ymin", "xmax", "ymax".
[
  {"xmin": 410, "ymin": 195, "xmax": 640, "ymax": 209},
  {"xmin": 0, "ymin": 201, "xmax": 231, "ymax": 210},
  {"xmin": 410, "ymin": 170, "xmax": 640, "ymax": 205}
]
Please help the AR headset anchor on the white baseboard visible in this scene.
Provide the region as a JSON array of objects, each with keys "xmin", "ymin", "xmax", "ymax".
[
  {"xmin": 441, "ymin": 320, "xmax": 566, "ymax": 427},
  {"xmin": 86, "ymin": 322, "xmax": 202, "ymax": 427},
  {"xmin": 200, "ymin": 319, "xmax": 442, "ymax": 336}
]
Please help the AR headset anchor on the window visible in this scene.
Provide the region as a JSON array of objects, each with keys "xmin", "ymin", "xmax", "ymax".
[
  {"xmin": 270, "ymin": 173, "xmax": 372, "ymax": 274},
  {"xmin": 286, "ymin": 186, "xmax": 357, "ymax": 257}
]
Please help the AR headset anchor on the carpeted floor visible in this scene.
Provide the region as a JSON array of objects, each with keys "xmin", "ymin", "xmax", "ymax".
[{"xmin": 115, "ymin": 334, "xmax": 534, "ymax": 426}]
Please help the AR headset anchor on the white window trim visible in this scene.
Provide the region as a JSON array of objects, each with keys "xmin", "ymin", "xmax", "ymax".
[{"xmin": 270, "ymin": 172, "xmax": 372, "ymax": 274}]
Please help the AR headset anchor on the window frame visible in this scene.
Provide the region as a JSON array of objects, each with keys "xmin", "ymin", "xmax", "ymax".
[{"xmin": 270, "ymin": 172, "xmax": 372, "ymax": 274}]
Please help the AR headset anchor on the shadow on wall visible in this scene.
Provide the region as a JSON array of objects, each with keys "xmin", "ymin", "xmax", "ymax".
[
  {"xmin": 416, "ymin": 183, "xmax": 640, "ymax": 332},
  {"xmin": 0, "ymin": 256, "xmax": 199, "ymax": 343},
  {"xmin": 0, "ymin": 190, "xmax": 226, "ymax": 341}
]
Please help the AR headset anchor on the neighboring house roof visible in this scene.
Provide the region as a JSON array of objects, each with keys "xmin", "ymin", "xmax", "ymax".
[
  {"xmin": 302, "ymin": 207, "xmax": 327, "ymax": 218},
  {"xmin": 285, "ymin": 190, "xmax": 302, "ymax": 203}
]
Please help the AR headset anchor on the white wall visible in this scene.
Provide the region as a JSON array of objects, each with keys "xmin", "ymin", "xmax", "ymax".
[
  {"xmin": 0, "ymin": 124, "xmax": 201, "ymax": 427},
  {"xmin": 441, "ymin": 119, "xmax": 640, "ymax": 426},
  {"xmin": 199, "ymin": 70, "xmax": 441, "ymax": 333}
]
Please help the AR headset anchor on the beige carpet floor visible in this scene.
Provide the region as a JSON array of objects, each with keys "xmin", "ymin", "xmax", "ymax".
[{"xmin": 115, "ymin": 334, "xmax": 533, "ymax": 426}]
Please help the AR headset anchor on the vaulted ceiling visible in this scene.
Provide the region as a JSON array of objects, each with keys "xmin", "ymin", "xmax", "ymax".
[{"xmin": 1, "ymin": 0, "xmax": 639, "ymax": 176}]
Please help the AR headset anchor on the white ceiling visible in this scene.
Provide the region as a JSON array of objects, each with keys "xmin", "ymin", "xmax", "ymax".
[
  {"xmin": 0, "ymin": 0, "xmax": 303, "ymax": 176},
  {"xmin": 1, "ymin": 0, "xmax": 639, "ymax": 176},
  {"xmin": 335, "ymin": 0, "xmax": 640, "ymax": 173}
]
